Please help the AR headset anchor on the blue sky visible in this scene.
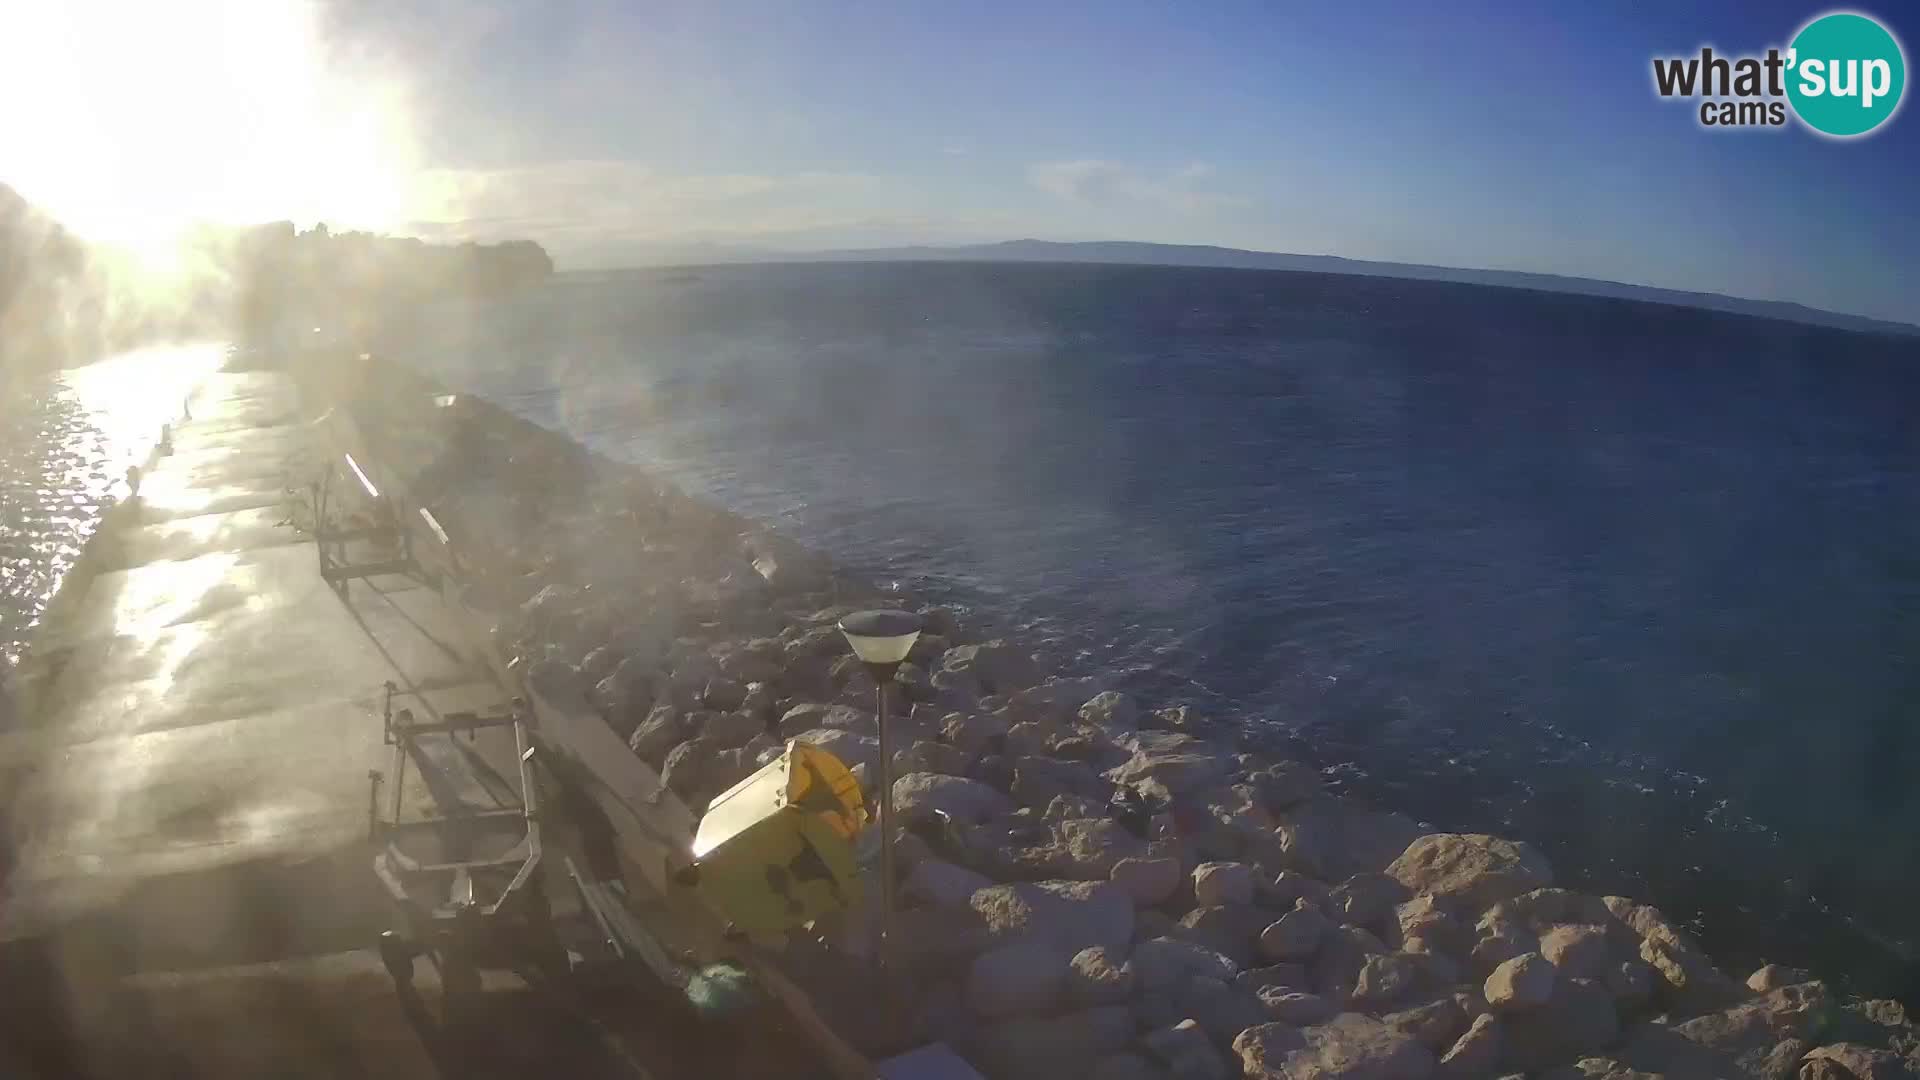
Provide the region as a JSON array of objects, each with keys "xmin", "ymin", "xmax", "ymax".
[{"xmin": 329, "ymin": 0, "xmax": 1919, "ymax": 322}]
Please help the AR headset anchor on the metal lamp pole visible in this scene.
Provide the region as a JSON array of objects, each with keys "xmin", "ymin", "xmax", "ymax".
[
  {"xmin": 836, "ymin": 610, "xmax": 923, "ymax": 971},
  {"xmin": 869, "ymin": 662, "xmax": 900, "ymax": 965}
]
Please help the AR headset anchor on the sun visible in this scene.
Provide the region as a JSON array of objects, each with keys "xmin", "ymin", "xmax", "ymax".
[{"xmin": 0, "ymin": 0, "xmax": 422, "ymax": 270}]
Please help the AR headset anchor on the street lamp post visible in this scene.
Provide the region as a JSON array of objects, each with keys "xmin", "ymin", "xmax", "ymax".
[{"xmin": 836, "ymin": 609, "xmax": 922, "ymax": 970}]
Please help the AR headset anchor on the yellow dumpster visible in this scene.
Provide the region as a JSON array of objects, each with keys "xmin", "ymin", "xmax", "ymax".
[{"xmin": 687, "ymin": 740, "xmax": 868, "ymax": 934}]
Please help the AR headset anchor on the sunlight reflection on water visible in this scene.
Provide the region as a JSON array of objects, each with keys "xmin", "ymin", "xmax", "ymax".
[{"xmin": 1, "ymin": 344, "xmax": 224, "ymax": 668}]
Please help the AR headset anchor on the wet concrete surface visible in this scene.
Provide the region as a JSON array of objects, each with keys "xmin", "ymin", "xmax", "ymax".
[{"xmin": 0, "ymin": 366, "xmax": 665, "ymax": 1078}]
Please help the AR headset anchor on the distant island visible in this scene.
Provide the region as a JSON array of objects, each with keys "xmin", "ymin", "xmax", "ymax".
[
  {"xmin": 650, "ymin": 239, "xmax": 1920, "ymax": 339},
  {"xmin": 0, "ymin": 183, "xmax": 553, "ymax": 372}
]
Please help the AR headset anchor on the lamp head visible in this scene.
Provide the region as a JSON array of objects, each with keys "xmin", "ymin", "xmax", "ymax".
[{"xmin": 837, "ymin": 609, "xmax": 923, "ymax": 674}]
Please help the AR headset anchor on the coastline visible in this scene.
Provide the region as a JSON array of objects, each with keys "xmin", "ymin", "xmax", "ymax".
[{"xmin": 325, "ymin": 346, "xmax": 1920, "ymax": 1079}]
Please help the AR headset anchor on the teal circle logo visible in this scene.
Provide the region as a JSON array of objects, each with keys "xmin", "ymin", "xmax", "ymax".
[{"xmin": 1787, "ymin": 12, "xmax": 1906, "ymax": 137}]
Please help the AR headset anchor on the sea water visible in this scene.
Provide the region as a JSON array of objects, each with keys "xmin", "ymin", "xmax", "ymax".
[
  {"xmin": 1, "ymin": 345, "xmax": 224, "ymax": 671},
  {"xmin": 383, "ymin": 261, "xmax": 1916, "ymax": 996}
]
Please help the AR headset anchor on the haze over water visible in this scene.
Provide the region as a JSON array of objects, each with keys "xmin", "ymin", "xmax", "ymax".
[{"xmin": 375, "ymin": 261, "xmax": 1920, "ymax": 995}]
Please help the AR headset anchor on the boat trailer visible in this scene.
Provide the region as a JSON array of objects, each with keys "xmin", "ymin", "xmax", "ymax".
[
  {"xmin": 364, "ymin": 681, "xmax": 707, "ymax": 1038},
  {"xmin": 367, "ymin": 682, "xmax": 555, "ymax": 1018}
]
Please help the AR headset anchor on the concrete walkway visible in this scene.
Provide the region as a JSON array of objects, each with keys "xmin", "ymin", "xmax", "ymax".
[{"xmin": 0, "ymin": 364, "xmax": 630, "ymax": 1078}]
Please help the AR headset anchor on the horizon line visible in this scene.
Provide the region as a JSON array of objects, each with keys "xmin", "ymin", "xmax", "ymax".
[{"xmin": 563, "ymin": 237, "xmax": 1920, "ymax": 338}]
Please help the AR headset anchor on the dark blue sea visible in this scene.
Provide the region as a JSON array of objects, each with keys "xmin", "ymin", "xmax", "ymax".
[{"xmin": 403, "ymin": 261, "xmax": 1914, "ymax": 995}]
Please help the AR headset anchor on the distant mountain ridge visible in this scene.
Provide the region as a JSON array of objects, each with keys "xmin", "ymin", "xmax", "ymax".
[{"xmin": 761, "ymin": 239, "xmax": 1919, "ymax": 339}]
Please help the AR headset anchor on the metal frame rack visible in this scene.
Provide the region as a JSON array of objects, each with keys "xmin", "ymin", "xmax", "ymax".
[{"xmin": 312, "ymin": 451, "xmax": 417, "ymax": 594}]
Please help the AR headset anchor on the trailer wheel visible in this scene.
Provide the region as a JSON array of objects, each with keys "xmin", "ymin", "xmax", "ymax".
[
  {"xmin": 525, "ymin": 882, "xmax": 578, "ymax": 977},
  {"xmin": 378, "ymin": 930, "xmax": 417, "ymax": 989}
]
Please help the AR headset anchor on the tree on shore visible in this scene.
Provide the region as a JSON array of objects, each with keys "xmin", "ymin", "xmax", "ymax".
[{"xmin": 0, "ymin": 182, "xmax": 555, "ymax": 371}]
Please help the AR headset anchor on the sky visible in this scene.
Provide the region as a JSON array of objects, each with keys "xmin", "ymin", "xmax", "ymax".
[{"xmin": 3, "ymin": 0, "xmax": 1917, "ymax": 322}]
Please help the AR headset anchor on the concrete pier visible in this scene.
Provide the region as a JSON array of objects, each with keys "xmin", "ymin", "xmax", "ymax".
[{"xmin": 0, "ymin": 363, "xmax": 650, "ymax": 1077}]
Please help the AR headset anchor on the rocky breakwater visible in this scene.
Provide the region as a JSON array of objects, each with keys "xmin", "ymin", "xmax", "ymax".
[{"xmin": 402, "ymin": 389, "xmax": 1918, "ymax": 1080}]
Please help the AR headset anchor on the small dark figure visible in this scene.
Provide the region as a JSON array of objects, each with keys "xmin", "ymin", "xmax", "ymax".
[
  {"xmin": 904, "ymin": 808, "xmax": 965, "ymax": 861},
  {"xmin": 158, "ymin": 424, "xmax": 173, "ymax": 456},
  {"xmin": 125, "ymin": 465, "xmax": 141, "ymax": 496},
  {"xmin": 1109, "ymin": 784, "xmax": 1156, "ymax": 838}
]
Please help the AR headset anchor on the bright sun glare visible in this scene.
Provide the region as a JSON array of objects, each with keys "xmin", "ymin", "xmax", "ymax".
[{"xmin": 0, "ymin": 0, "xmax": 422, "ymax": 265}]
